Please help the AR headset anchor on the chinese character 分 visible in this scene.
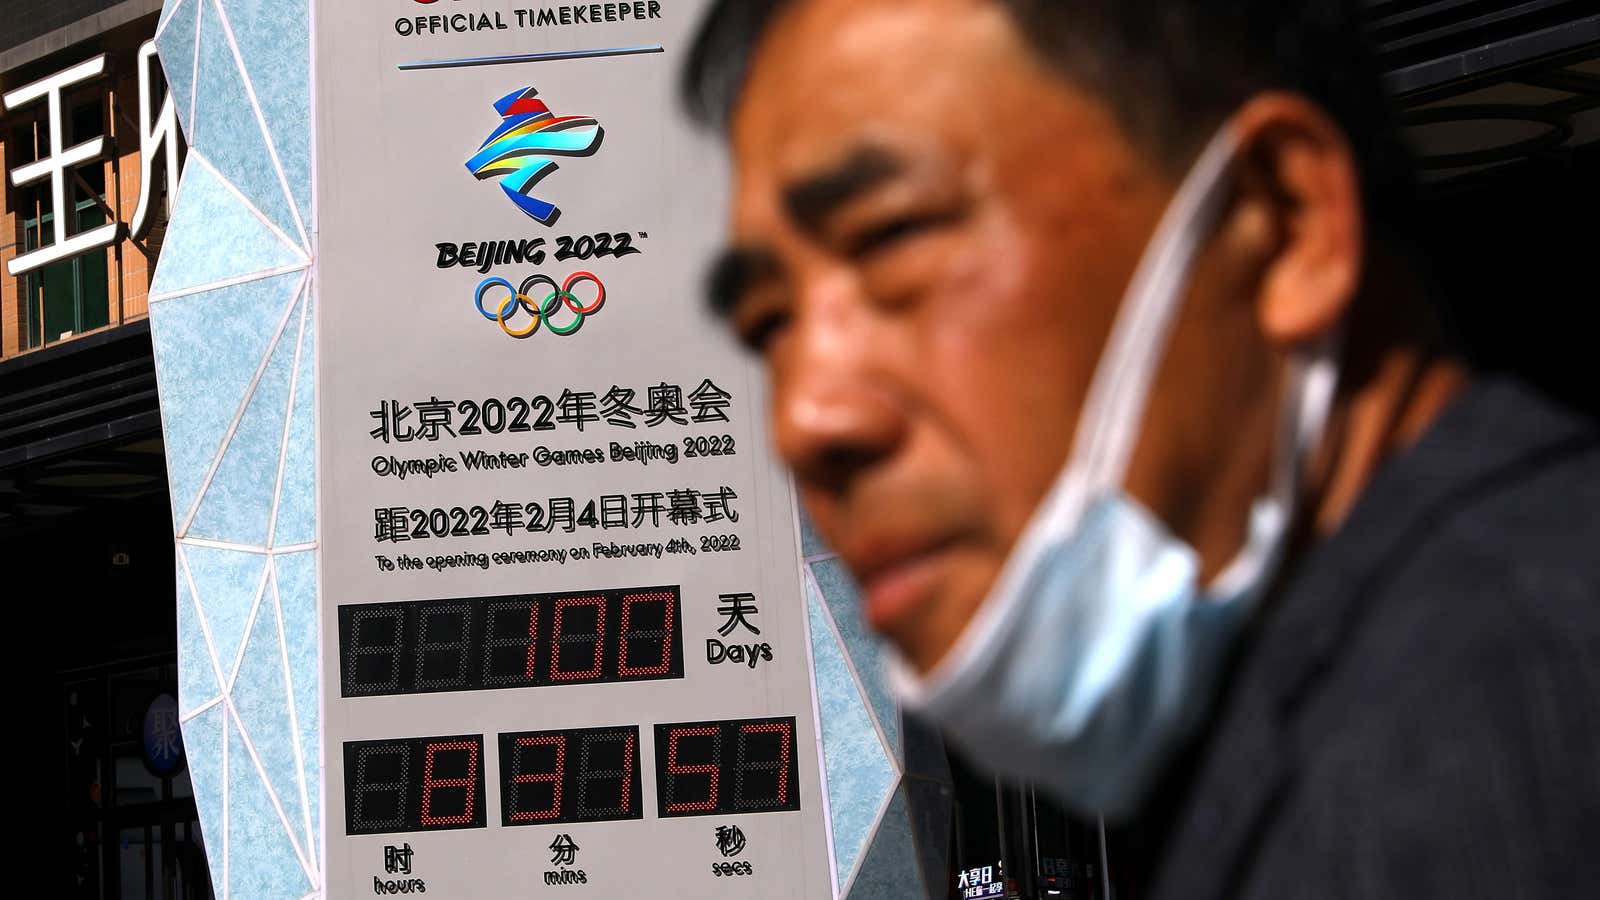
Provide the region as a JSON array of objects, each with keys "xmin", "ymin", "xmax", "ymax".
[{"xmin": 549, "ymin": 834, "xmax": 580, "ymax": 867}]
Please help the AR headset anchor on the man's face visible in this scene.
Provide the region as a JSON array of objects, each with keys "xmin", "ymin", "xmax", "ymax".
[{"xmin": 717, "ymin": 0, "xmax": 1181, "ymax": 671}]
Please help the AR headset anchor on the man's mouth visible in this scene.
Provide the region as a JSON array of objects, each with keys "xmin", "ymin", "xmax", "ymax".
[{"xmin": 846, "ymin": 534, "xmax": 962, "ymax": 634}]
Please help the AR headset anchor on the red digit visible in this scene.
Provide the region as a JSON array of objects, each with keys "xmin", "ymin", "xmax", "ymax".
[
  {"xmin": 550, "ymin": 596, "xmax": 606, "ymax": 681},
  {"xmin": 509, "ymin": 735, "xmax": 566, "ymax": 822},
  {"xmin": 664, "ymin": 726, "xmax": 721, "ymax": 814},
  {"xmin": 419, "ymin": 740, "xmax": 479, "ymax": 826},
  {"xmin": 617, "ymin": 590, "xmax": 674, "ymax": 677},
  {"xmin": 733, "ymin": 722, "xmax": 792, "ymax": 809}
]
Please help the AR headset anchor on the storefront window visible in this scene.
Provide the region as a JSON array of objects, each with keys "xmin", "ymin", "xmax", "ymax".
[
  {"xmin": 16, "ymin": 96, "xmax": 111, "ymax": 350},
  {"xmin": 64, "ymin": 660, "xmax": 214, "ymax": 900}
]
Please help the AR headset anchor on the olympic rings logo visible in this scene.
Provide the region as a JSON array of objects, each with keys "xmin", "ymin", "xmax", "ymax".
[{"xmin": 473, "ymin": 272, "xmax": 606, "ymax": 338}]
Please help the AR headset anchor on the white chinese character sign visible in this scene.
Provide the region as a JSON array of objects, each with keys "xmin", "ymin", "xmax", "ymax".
[
  {"xmin": 2, "ymin": 43, "xmax": 181, "ymax": 276},
  {"xmin": 146, "ymin": 1, "xmax": 950, "ymax": 898}
]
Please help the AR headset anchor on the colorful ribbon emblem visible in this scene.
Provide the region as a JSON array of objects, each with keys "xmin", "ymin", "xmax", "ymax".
[{"xmin": 465, "ymin": 86, "xmax": 603, "ymax": 224}]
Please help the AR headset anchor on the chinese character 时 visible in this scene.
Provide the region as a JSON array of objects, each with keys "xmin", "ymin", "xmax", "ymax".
[
  {"xmin": 383, "ymin": 844, "xmax": 414, "ymax": 875},
  {"xmin": 646, "ymin": 382, "xmax": 690, "ymax": 427},
  {"xmin": 688, "ymin": 379, "xmax": 734, "ymax": 424},
  {"xmin": 369, "ymin": 400, "xmax": 416, "ymax": 444}
]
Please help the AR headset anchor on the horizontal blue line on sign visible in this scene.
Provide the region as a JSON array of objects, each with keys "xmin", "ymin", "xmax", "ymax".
[{"xmin": 398, "ymin": 45, "xmax": 665, "ymax": 71}]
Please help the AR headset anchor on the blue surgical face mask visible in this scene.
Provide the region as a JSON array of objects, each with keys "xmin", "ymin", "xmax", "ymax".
[{"xmin": 888, "ymin": 127, "xmax": 1341, "ymax": 821}]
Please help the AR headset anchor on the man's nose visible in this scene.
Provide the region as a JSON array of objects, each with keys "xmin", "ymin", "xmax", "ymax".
[{"xmin": 772, "ymin": 273, "xmax": 908, "ymax": 488}]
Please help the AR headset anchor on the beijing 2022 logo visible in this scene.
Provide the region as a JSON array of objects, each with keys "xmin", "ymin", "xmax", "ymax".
[
  {"xmin": 466, "ymin": 85, "xmax": 603, "ymax": 225},
  {"xmin": 466, "ymin": 85, "xmax": 607, "ymax": 338}
]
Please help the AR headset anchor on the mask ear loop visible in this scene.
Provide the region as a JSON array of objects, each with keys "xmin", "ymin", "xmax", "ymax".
[
  {"xmin": 1209, "ymin": 333, "xmax": 1342, "ymax": 598},
  {"xmin": 894, "ymin": 127, "xmax": 1246, "ymax": 705},
  {"xmin": 1070, "ymin": 127, "xmax": 1243, "ymax": 503}
]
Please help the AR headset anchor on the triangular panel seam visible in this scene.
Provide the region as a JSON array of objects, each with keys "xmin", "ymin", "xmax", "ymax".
[
  {"xmin": 267, "ymin": 287, "xmax": 311, "ymax": 549},
  {"xmin": 175, "ymin": 269, "xmax": 308, "ymax": 537},
  {"xmin": 223, "ymin": 696, "xmax": 318, "ymax": 886},
  {"xmin": 211, "ymin": 0, "xmax": 311, "ymax": 249}
]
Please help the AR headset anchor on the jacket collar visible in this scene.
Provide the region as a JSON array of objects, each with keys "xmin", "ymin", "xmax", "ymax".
[{"xmin": 1149, "ymin": 376, "xmax": 1597, "ymax": 900}]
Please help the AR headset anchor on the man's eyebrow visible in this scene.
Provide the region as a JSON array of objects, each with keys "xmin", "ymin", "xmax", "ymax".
[
  {"xmin": 782, "ymin": 146, "xmax": 905, "ymax": 233},
  {"xmin": 706, "ymin": 246, "xmax": 779, "ymax": 318}
]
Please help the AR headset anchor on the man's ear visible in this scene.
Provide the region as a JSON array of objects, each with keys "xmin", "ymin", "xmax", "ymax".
[{"xmin": 1229, "ymin": 92, "xmax": 1364, "ymax": 346}]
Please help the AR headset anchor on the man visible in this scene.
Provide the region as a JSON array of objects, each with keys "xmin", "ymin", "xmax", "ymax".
[{"xmin": 682, "ymin": 0, "xmax": 1599, "ymax": 897}]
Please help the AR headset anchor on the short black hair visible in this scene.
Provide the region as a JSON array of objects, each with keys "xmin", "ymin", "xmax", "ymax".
[{"xmin": 682, "ymin": 0, "xmax": 1417, "ymax": 229}]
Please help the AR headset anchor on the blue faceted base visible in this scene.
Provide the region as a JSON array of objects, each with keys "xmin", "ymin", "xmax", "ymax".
[{"xmin": 152, "ymin": 0, "xmax": 317, "ymax": 897}]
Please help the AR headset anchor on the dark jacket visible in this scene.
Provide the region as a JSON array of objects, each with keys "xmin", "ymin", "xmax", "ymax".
[{"xmin": 1128, "ymin": 377, "xmax": 1600, "ymax": 899}]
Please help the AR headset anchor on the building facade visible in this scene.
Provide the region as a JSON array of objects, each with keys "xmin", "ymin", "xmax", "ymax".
[
  {"xmin": 1, "ymin": 2, "xmax": 1595, "ymax": 899},
  {"xmin": 2, "ymin": 3, "xmax": 208, "ymax": 899}
]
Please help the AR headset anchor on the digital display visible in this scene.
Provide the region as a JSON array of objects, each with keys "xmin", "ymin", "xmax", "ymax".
[
  {"xmin": 499, "ymin": 725, "xmax": 643, "ymax": 826},
  {"xmin": 344, "ymin": 734, "xmax": 487, "ymax": 836},
  {"xmin": 654, "ymin": 717, "xmax": 801, "ymax": 818},
  {"xmin": 339, "ymin": 585, "xmax": 682, "ymax": 697}
]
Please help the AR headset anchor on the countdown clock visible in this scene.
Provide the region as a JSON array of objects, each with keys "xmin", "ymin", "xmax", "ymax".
[{"xmin": 316, "ymin": 0, "xmax": 835, "ymax": 896}]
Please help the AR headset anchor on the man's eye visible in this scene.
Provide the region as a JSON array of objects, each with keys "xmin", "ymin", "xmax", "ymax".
[
  {"xmin": 849, "ymin": 210, "xmax": 956, "ymax": 259},
  {"xmin": 731, "ymin": 296, "xmax": 791, "ymax": 354}
]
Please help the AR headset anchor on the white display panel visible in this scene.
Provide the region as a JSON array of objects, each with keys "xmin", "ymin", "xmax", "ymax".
[{"xmin": 315, "ymin": 2, "xmax": 833, "ymax": 896}]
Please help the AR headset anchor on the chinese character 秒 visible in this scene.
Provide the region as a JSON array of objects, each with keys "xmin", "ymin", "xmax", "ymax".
[{"xmin": 714, "ymin": 825, "xmax": 747, "ymax": 858}]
